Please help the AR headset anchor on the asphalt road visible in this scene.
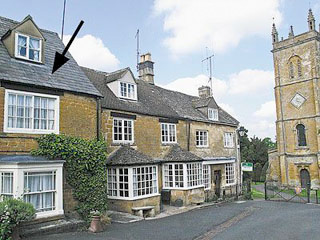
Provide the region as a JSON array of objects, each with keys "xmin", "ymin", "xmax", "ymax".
[{"xmin": 27, "ymin": 200, "xmax": 320, "ymax": 240}]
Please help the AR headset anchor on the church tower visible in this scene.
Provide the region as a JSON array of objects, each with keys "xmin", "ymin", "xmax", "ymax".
[{"xmin": 268, "ymin": 9, "xmax": 320, "ymax": 188}]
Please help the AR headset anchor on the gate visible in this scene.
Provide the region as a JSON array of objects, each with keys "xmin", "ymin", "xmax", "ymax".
[{"xmin": 264, "ymin": 181, "xmax": 319, "ymax": 204}]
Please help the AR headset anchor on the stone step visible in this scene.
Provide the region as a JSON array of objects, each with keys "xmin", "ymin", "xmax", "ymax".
[{"xmin": 20, "ymin": 218, "xmax": 86, "ymax": 238}]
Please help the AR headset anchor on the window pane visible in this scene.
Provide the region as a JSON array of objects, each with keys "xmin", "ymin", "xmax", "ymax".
[
  {"xmin": 29, "ymin": 38, "xmax": 40, "ymax": 49},
  {"xmin": 18, "ymin": 35, "xmax": 27, "ymax": 57},
  {"xmin": 24, "ymin": 172, "xmax": 56, "ymax": 212}
]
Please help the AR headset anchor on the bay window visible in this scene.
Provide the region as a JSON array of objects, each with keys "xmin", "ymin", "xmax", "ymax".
[
  {"xmin": 113, "ymin": 118, "xmax": 134, "ymax": 143},
  {"xmin": 0, "ymin": 160, "xmax": 64, "ymax": 219},
  {"xmin": 4, "ymin": 90, "xmax": 59, "ymax": 134},
  {"xmin": 15, "ymin": 33, "xmax": 42, "ymax": 62},
  {"xmin": 0, "ymin": 172, "xmax": 13, "ymax": 200},
  {"xmin": 107, "ymin": 165, "xmax": 158, "ymax": 200},
  {"xmin": 161, "ymin": 123, "xmax": 176, "ymax": 144},
  {"xmin": 203, "ymin": 165, "xmax": 211, "ymax": 190},
  {"xmin": 163, "ymin": 162, "xmax": 203, "ymax": 189},
  {"xmin": 225, "ymin": 163, "xmax": 235, "ymax": 185}
]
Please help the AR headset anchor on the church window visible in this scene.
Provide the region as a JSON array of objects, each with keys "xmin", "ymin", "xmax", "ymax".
[
  {"xmin": 297, "ymin": 59, "xmax": 302, "ymax": 77},
  {"xmin": 289, "ymin": 62, "xmax": 294, "ymax": 79},
  {"xmin": 296, "ymin": 124, "xmax": 307, "ymax": 147}
]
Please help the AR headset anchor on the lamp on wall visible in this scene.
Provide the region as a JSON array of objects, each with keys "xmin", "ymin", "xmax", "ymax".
[{"xmin": 238, "ymin": 126, "xmax": 246, "ymax": 137}]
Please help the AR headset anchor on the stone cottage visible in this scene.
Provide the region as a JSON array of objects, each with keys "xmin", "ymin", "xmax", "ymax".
[
  {"xmin": 82, "ymin": 53, "xmax": 240, "ymax": 215},
  {"xmin": 0, "ymin": 15, "xmax": 101, "ymax": 219}
]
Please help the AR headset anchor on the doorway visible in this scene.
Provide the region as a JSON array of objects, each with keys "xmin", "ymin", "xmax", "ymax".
[
  {"xmin": 300, "ymin": 169, "xmax": 310, "ymax": 189},
  {"xmin": 214, "ymin": 170, "xmax": 221, "ymax": 197}
]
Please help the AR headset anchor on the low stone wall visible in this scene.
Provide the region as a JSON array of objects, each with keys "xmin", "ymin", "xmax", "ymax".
[
  {"xmin": 107, "ymin": 195, "xmax": 161, "ymax": 214},
  {"xmin": 170, "ymin": 187, "xmax": 205, "ymax": 206}
]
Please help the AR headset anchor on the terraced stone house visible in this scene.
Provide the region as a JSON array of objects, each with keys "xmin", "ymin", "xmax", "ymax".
[
  {"xmin": 83, "ymin": 53, "xmax": 240, "ymax": 215},
  {"xmin": 0, "ymin": 15, "xmax": 101, "ymax": 219}
]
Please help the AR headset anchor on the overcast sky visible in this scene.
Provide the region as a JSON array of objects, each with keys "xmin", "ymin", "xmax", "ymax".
[{"xmin": 1, "ymin": 0, "xmax": 319, "ymax": 139}]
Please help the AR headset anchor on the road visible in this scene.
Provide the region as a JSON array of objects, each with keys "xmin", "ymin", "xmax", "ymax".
[{"xmin": 27, "ymin": 200, "xmax": 320, "ymax": 240}]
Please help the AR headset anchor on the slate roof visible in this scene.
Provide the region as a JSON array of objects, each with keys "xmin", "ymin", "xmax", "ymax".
[
  {"xmin": 105, "ymin": 67, "xmax": 130, "ymax": 83},
  {"xmin": 106, "ymin": 145, "xmax": 159, "ymax": 166},
  {"xmin": 82, "ymin": 67, "xmax": 180, "ymax": 119},
  {"xmin": 82, "ymin": 67, "xmax": 239, "ymax": 126},
  {"xmin": 0, "ymin": 155, "xmax": 64, "ymax": 164},
  {"xmin": 192, "ymin": 97, "xmax": 219, "ymax": 109},
  {"xmin": 0, "ymin": 16, "xmax": 101, "ymax": 97},
  {"xmin": 162, "ymin": 145, "xmax": 203, "ymax": 163}
]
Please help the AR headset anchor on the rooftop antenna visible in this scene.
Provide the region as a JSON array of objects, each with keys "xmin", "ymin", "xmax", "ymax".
[
  {"xmin": 135, "ymin": 29, "xmax": 140, "ymax": 72},
  {"xmin": 202, "ymin": 50, "xmax": 214, "ymax": 97},
  {"xmin": 61, "ymin": 0, "xmax": 67, "ymax": 41}
]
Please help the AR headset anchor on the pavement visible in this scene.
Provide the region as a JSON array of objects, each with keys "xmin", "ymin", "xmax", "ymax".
[{"xmin": 25, "ymin": 200, "xmax": 320, "ymax": 240}]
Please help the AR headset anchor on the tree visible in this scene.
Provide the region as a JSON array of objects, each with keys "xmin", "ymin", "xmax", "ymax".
[
  {"xmin": 253, "ymin": 162, "xmax": 262, "ymax": 183},
  {"xmin": 239, "ymin": 126, "xmax": 276, "ymax": 181}
]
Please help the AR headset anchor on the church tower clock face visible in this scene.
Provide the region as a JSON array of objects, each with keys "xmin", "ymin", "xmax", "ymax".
[{"xmin": 290, "ymin": 93, "xmax": 306, "ymax": 108}]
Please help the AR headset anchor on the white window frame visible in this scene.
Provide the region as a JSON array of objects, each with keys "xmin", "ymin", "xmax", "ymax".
[
  {"xmin": 4, "ymin": 89, "xmax": 60, "ymax": 134},
  {"xmin": 225, "ymin": 163, "xmax": 235, "ymax": 185},
  {"xmin": 208, "ymin": 108, "xmax": 218, "ymax": 121},
  {"xmin": 118, "ymin": 82, "xmax": 137, "ymax": 100},
  {"xmin": 112, "ymin": 118, "xmax": 134, "ymax": 144},
  {"xmin": 15, "ymin": 32, "xmax": 42, "ymax": 63},
  {"xmin": 161, "ymin": 123, "xmax": 177, "ymax": 144},
  {"xmin": 0, "ymin": 163, "xmax": 64, "ymax": 219},
  {"xmin": 107, "ymin": 165, "xmax": 159, "ymax": 200},
  {"xmin": 196, "ymin": 130, "xmax": 208, "ymax": 147},
  {"xmin": 224, "ymin": 132, "xmax": 235, "ymax": 148},
  {"xmin": 203, "ymin": 165, "xmax": 211, "ymax": 190},
  {"xmin": 0, "ymin": 172, "xmax": 14, "ymax": 200},
  {"xmin": 23, "ymin": 171, "xmax": 57, "ymax": 212},
  {"xmin": 162, "ymin": 162, "xmax": 204, "ymax": 190}
]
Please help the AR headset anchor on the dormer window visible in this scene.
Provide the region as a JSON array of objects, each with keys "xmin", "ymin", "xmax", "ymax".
[
  {"xmin": 208, "ymin": 108, "xmax": 218, "ymax": 121},
  {"xmin": 15, "ymin": 33, "xmax": 41, "ymax": 62},
  {"xmin": 119, "ymin": 82, "xmax": 136, "ymax": 100}
]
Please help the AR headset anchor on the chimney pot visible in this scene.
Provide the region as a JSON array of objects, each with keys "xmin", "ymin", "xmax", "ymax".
[
  {"xmin": 198, "ymin": 86, "xmax": 211, "ymax": 98},
  {"xmin": 139, "ymin": 52, "xmax": 154, "ymax": 84},
  {"xmin": 140, "ymin": 54, "xmax": 145, "ymax": 63}
]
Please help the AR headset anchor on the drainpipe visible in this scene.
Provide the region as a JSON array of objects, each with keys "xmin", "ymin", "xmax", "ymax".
[
  {"xmin": 187, "ymin": 120, "xmax": 191, "ymax": 151},
  {"xmin": 96, "ymin": 97, "xmax": 101, "ymax": 140}
]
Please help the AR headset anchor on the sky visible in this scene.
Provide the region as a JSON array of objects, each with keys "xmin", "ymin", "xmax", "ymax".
[{"xmin": 1, "ymin": 0, "xmax": 319, "ymax": 139}]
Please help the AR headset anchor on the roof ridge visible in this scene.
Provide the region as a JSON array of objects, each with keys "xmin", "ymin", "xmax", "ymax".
[
  {"xmin": 0, "ymin": 15, "xmax": 58, "ymax": 35},
  {"xmin": 106, "ymin": 67, "xmax": 130, "ymax": 76},
  {"xmin": 81, "ymin": 66, "xmax": 109, "ymax": 75}
]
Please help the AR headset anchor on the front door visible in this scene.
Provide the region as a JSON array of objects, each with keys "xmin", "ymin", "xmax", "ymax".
[
  {"xmin": 214, "ymin": 170, "xmax": 221, "ymax": 197},
  {"xmin": 300, "ymin": 169, "xmax": 310, "ymax": 188}
]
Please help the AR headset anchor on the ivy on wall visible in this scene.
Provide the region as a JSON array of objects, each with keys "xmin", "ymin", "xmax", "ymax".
[{"xmin": 32, "ymin": 134, "xmax": 108, "ymax": 220}]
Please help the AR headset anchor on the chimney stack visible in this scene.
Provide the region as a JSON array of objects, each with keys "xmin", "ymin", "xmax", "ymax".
[
  {"xmin": 139, "ymin": 53, "xmax": 154, "ymax": 84},
  {"xmin": 198, "ymin": 86, "xmax": 211, "ymax": 98}
]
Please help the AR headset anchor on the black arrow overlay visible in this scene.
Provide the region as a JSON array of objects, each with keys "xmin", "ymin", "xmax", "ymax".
[{"xmin": 52, "ymin": 20, "xmax": 84, "ymax": 74}]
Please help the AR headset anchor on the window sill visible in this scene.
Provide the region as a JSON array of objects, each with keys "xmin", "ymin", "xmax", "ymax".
[
  {"xmin": 224, "ymin": 146, "xmax": 235, "ymax": 149},
  {"xmin": 162, "ymin": 185, "xmax": 205, "ymax": 191},
  {"xmin": 196, "ymin": 146, "xmax": 209, "ymax": 149},
  {"xmin": 107, "ymin": 193, "xmax": 160, "ymax": 201},
  {"xmin": 161, "ymin": 142, "xmax": 178, "ymax": 146},
  {"xmin": 111, "ymin": 142, "xmax": 135, "ymax": 146},
  {"xmin": 295, "ymin": 146, "xmax": 309, "ymax": 150},
  {"xmin": 3, "ymin": 128, "xmax": 59, "ymax": 135},
  {"xmin": 15, "ymin": 56, "xmax": 43, "ymax": 65}
]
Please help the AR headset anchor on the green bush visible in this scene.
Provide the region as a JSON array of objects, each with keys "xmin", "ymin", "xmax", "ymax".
[
  {"xmin": 32, "ymin": 134, "xmax": 108, "ymax": 221},
  {"xmin": 0, "ymin": 198, "xmax": 36, "ymax": 240}
]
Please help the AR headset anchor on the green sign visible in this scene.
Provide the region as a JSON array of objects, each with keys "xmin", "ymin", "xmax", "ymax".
[{"xmin": 241, "ymin": 162, "xmax": 253, "ymax": 172}]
